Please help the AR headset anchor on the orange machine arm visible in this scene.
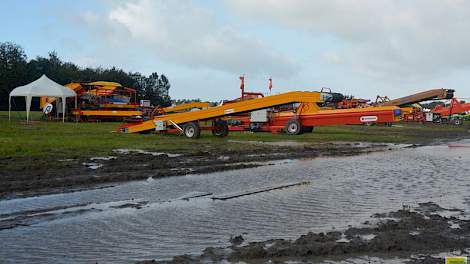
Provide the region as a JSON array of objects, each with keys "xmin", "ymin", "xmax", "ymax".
[
  {"xmin": 378, "ymin": 88, "xmax": 454, "ymax": 107},
  {"xmin": 162, "ymin": 102, "xmax": 210, "ymax": 113},
  {"xmin": 124, "ymin": 91, "xmax": 322, "ymax": 133}
]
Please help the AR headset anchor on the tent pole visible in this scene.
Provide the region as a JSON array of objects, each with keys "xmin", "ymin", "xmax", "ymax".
[
  {"xmin": 26, "ymin": 95, "xmax": 32, "ymax": 123},
  {"xmin": 8, "ymin": 96, "xmax": 11, "ymax": 121},
  {"xmin": 75, "ymin": 96, "xmax": 78, "ymax": 123},
  {"xmin": 62, "ymin": 96, "xmax": 66, "ymax": 123}
]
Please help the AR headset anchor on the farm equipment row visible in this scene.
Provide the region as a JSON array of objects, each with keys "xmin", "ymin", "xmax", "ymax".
[
  {"xmin": 118, "ymin": 87, "xmax": 402, "ymax": 138},
  {"xmin": 115, "ymin": 76, "xmax": 468, "ymax": 139},
  {"xmin": 40, "ymin": 77, "xmax": 467, "ymax": 138}
]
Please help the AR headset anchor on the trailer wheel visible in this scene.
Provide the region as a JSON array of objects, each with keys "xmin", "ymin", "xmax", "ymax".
[
  {"xmin": 285, "ymin": 119, "xmax": 302, "ymax": 135},
  {"xmin": 301, "ymin": 126, "xmax": 314, "ymax": 133},
  {"xmin": 183, "ymin": 122, "xmax": 201, "ymax": 139},
  {"xmin": 212, "ymin": 120, "xmax": 229, "ymax": 137},
  {"xmin": 452, "ymin": 118, "xmax": 463, "ymax": 126}
]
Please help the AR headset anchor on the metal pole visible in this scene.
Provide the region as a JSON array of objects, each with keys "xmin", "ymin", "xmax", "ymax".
[
  {"xmin": 62, "ymin": 96, "xmax": 66, "ymax": 123},
  {"xmin": 26, "ymin": 95, "xmax": 31, "ymax": 123},
  {"xmin": 8, "ymin": 96, "xmax": 11, "ymax": 121},
  {"xmin": 75, "ymin": 95, "xmax": 78, "ymax": 122},
  {"xmin": 56, "ymin": 97, "xmax": 59, "ymax": 120}
]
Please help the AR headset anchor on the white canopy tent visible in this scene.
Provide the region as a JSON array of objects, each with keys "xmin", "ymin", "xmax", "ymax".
[{"xmin": 9, "ymin": 74, "xmax": 77, "ymax": 122}]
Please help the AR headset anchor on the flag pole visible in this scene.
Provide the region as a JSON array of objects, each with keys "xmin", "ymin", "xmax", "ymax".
[{"xmin": 268, "ymin": 77, "xmax": 272, "ymax": 96}]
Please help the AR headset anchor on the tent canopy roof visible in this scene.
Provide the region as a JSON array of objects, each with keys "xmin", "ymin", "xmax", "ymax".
[
  {"xmin": 87, "ymin": 81, "xmax": 122, "ymax": 87},
  {"xmin": 9, "ymin": 75, "xmax": 76, "ymax": 98}
]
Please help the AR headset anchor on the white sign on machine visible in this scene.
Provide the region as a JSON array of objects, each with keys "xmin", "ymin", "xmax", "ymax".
[
  {"xmin": 250, "ymin": 109, "xmax": 269, "ymax": 122},
  {"xmin": 43, "ymin": 103, "xmax": 53, "ymax": 115},
  {"xmin": 154, "ymin": 120, "xmax": 166, "ymax": 131},
  {"xmin": 140, "ymin": 100, "xmax": 151, "ymax": 107},
  {"xmin": 224, "ymin": 109, "xmax": 235, "ymax": 114},
  {"xmin": 425, "ymin": 112, "xmax": 434, "ymax": 122},
  {"xmin": 360, "ymin": 116, "xmax": 378, "ymax": 123}
]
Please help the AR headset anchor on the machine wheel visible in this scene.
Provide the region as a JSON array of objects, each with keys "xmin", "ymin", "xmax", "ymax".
[
  {"xmin": 301, "ymin": 126, "xmax": 314, "ymax": 133},
  {"xmin": 285, "ymin": 119, "xmax": 302, "ymax": 135},
  {"xmin": 452, "ymin": 118, "xmax": 463, "ymax": 126},
  {"xmin": 212, "ymin": 120, "xmax": 229, "ymax": 137},
  {"xmin": 183, "ymin": 122, "xmax": 201, "ymax": 139}
]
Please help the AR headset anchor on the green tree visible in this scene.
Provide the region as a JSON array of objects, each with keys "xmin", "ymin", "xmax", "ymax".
[
  {"xmin": 131, "ymin": 72, "xmax": 171, "ymax": 106},
  {"xmin": 157, "ymin": 74, "xmax": 171, "ymax": 106},
  {"xmin": 0, "ymin": 42, "xmax": 172, "ymax": 110},
  {"xmin": 0, "ymin": 42, "xmax": 28, "ymax": 110}
]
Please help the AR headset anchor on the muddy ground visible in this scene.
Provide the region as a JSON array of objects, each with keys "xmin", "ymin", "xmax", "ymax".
[
  {"xmin": 0, "ymin": 141, "xmax": 395, "ymax": 199},
  {"xmin": 1, "ymin": 123, "xmax": 469, "ymax": 199},
  {"xmin": 139, "ymin": 202, "xmax": 470, "ymax": 264}
]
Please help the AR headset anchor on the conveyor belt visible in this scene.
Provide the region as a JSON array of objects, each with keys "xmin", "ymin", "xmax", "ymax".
[{"xmin": 379, "ymin": 88, "xmax": 454, "ymax": 107}]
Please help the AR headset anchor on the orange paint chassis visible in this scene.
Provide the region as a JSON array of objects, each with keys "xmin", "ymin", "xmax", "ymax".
[{"xmin": 226, "ymin": 107, "xmax": 401, "ymax": 134}]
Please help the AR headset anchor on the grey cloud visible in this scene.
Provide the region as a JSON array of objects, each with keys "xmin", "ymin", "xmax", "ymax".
[
  {"xmin": 78, "ymin": 0, "xmax": 298, "ymax": 77},
  {"xmin": 227, "ymin": 0, "xmax": 470, "ymax": 82}
]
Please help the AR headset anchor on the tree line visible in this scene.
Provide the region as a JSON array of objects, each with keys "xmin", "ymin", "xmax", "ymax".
[{"xmin": 0, "ymin": 42, "xmax": 171, "ymax": 110}]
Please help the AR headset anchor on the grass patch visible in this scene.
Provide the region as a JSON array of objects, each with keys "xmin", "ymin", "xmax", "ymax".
[{"xmin": 1, "ymin": 111, "xmax": 468, "ymax": 158}]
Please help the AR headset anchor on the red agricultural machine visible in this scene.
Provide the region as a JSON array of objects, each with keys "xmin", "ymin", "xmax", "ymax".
[
  {"xmin": 222, "ymin": 80, "xmax": 398, "ymax": 134},
  {"xmin": 119, "ymin": 77, "xmax": 402, "ymax": 138},
  {"xmin": 431, "ymin": 98, "xmax": 470, "ymax": 125},
  {"xmin": 41, "ymin": 81, "xmax": 143, "ymax": 121}
]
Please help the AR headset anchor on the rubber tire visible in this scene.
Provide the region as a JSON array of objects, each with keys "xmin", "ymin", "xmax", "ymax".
[
  {"xmin": 452, "ymin": 119, "xmax": 463, "ymax": 126},
  {"xmin": 183, "ymin": 122, "xmax": 201, "ymax": 139},
  {"xmin": 285, "ymin": 119, "xmax": 302, "ymax": 135},
  {"xmin": 301, "ymin": 126, "xmax": 314, "ymax": 133},
  {"xmin": 212, "ymin": 120, "xmax": 229, "ymax": 137}
]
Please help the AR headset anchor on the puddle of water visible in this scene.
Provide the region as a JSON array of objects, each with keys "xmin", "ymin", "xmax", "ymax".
[
  {"xmin": 228, "ymin": 140, "xmax": 310, "ymax": 147},
  {"xmin": 58, "ymin": 158, "xmax": 76, "ymax": 162},
  {"xmin": 81, "ymin": 162, "xmax": 103, "ymax": 170},
  {"xmin": 1, "ymin": 140, "xmax": 470, "ymax": 263},
  {"xmin": 113, "ymin": 148, "xmax": 182, "ymax": 157},
  {"xmin": 227, "ymin": 140, "xmax": 410, "ymax": 149},
  {"xmin": 90, "ymin": 156, "xmax": 117, "ymax": 161}
]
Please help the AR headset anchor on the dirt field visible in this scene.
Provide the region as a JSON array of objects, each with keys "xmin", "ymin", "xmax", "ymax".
[
  {"xmin": 1, "ymin": 114, "xmax": 470, "ymax": 198},
  {"xmin": 2, "ymin": 115, "xmax": 470, "ymax": 263},
  {"xmin": 0, "ymin": 141, "xmax": 390, "ymax": 198}
]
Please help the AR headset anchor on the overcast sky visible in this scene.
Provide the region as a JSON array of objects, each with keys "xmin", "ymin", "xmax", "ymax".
[{"xmin": 2, "ymin": 0, "xmax": 470, "ymax": 100}]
